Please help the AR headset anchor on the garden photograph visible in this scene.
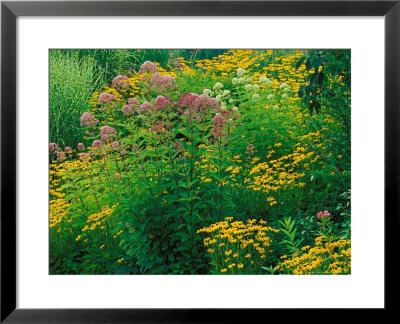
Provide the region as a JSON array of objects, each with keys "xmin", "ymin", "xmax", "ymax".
[{"xmin": 49, "ymin": 49, "xmax": 351, "ymax": 275}]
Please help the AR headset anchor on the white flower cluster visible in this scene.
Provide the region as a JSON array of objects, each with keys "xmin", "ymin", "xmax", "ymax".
[
  {"xmin": 259, "ymin": 76, "xmax": 272, "ymax": 85},
  {"xmin": 203, "ymin": 88, "xmax": 212, "ymax": 96},
  {"xmin": 237, "ymin": 67, "xmax": 246, "ymax": 77},
  {"xmin": 213, "ymin": 82, "xmax": 224, "ymax": 90}
]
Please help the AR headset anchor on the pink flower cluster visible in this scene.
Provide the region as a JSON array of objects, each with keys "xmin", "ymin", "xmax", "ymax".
[
  {"xmin": 111, "ymin": 141, "xmax": 120, "ymax": 149},
  {"xmin": 112, "ymin": 75, "xmax": 130, "ymax": 90},
  {"xmin": 150, "ymin": 73, "xmax": 176, "ymax": 92},
  {"xmin": 138, "ymin": 102, "xmax": 157, "ymax": 115},
  {"xmin": 317, "ymin": 210, "xmax": 332, "ymax": 219},
  {"xmin": 196, "ymin": 94, "xmax": 219, "ymax": 113},
  {"xmin": 177, "ymin": 92, "xmax": 219, "ymax": 122},
  {"xmin": 212, "ymin": 113, "xmax": 226, "ymax": 139},
  {"xmin": 56, "ymin": 151, "xmax": 66, "ymax": 162},
  {"xmin": 79, "ymin": 153, "xmax": 89, "ymax": 161},
  {"xmin": 80, "ymin": 112, "xmax": 99, "ymax": 127},
  {"xmin": 77, "ymin": 143, "xmax": 85, "ymax": 151},
  {"xmin": 173, "ymin": 141, "xmax": 184, "ymax": 153},
  {"xmin": 122, "ymin": 105, "xmax": 134, "ymax": 116},
  {"xmin": 92, "ymin": 140, "xmax": 103, "ymax": 150},
  {"xmin": 154, "ymin": 95, "xmax": 174, "ymax": 112},
  {"xmin": 149, "ymin": 121, "xmax": 171, "ymax": 134},
  {"xmin": 99, "ymin": 92, "xmax": 117, "ymax": 105},
  {"xmin": 49, "ymin": 143, "xmax": 60, "ymax": 153},
  {"xmin": 139, "ymin": 61, "xmax": 157, "ymax": 74},
  {"xmin": 173, "ymin": 57, "xmax": 183, "ymax": 71},
  {"xmin": 121, "ymin": 98, "xmax": 141, "ymax": 117},
  {"xmin": 128, "ymin": 98, "xmax": 140, "ymax": 107},
  {"xmin": 100, "ymin": 126, "xmax": 117, "ymax": 142}
]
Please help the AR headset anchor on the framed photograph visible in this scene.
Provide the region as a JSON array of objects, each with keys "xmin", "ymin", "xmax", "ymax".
[{"xmin": 1, "ymin": 0, "xmax": 398, "ymax": 322}]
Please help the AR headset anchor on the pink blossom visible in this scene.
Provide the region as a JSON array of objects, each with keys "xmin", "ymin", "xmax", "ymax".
[
  {"xmin": 173, "ymin": 141, "xmax": 185, "ymax": 153},
  {"xmin": 77, "ymin": 143, "xmax": 85, "ymax": 151},
  {"xmin": 317, "ymin": 210, "xmax": 331, "ymax": 219},
  {"xmin": 111, "ymin": 141, "xmax": 120, "ymax": 149},
  {"xmin": 92, "ymin": 140, "xmax": 103, "ymax": 150},
  {"xmin": 56, "ymin": 151, "xmax": 66, "ymax": 162},
  {"xmin": 80, "ymin": 112, "xmax": 98, "ymax": 127},
  {"xmin": 100, "ymin": 126, "xmax": 117, "ymax": 142},
  {"xmin": 195, "ymin": 94, "xmax": 218, "ymax": 109},
  {"xmin": 212, "ymin": 113, "xmax": 226, "ymax": 139},
  {"xmin": 150, "ymin": 72, "xmax": 176, "ymax": 91},
  {"xmin": 138, "ymin": 61, "xmax": 157, "ymax": 74},
  {"xmin": 112, "ymin": 75, "xmax": 130, "ymax": 90},
  {"xmin": 122, "ymin": 105, "xmax": 134, "ymax": 116},
  {"xmin": 194, "ymin": 94, "xmax": 220, "ymax": 114},
  {"xmin": 177, "ymin": 92, "xmax": 199, "ymax": 111},
  {"xmin": 154, "ymin": 95, "xmax": 174, "ymax": 112},
  {"xmin": 99, "ymin": 93, "xmax": 116, "ymax": 105},
  {"xmin": 128, "ymin": 98, "xmax": 140, "ymax": 107},
  {"xmin": 177, "ymin": 93, "xmax": 202, "ymax": 122},
  {"xmin": 64, "ymin": 147, "xmax": 72, "ymax": 154},
  {"xmin": 149, "ymin": 121, "xmax": 171, "ymax": 134},
  {"xmin": 138, "ymin": 102, "xmax": 156, "ymax": 115},
  {"xmin": 49, "ymin": 143, "xmax": 60, "ymax": 153},
  {"xmin": 79, "ymin": 153, "xmax": 89, "ymax": 161}
]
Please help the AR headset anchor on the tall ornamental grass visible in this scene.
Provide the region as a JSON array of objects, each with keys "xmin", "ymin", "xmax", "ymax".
[{"xmin": 49, "ymin": 50, "xmax": 96, "ymax": 148}]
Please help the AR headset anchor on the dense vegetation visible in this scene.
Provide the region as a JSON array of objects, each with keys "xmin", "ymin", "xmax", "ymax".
[{"xmin": 49, "ymin": 49, "xmax": 351, "ymax": 274}]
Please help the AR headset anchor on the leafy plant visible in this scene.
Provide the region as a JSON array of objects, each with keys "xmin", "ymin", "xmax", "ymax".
[{"xmin": 278, "ymin": 217, "xmax": 304, "ymax": 254}]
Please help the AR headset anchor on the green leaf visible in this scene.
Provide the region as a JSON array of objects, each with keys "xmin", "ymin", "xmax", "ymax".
[
  {"xmin": 318, "ymin": 71, "xmax": 324, "ymax": 85},
  {"xmin": 295, "ymin": 57, "xmax": 305, "ymax": 70},
  {"xmin": 310, "ymin": 72, "xmax": 319, "ymax": 86},
  {"xmin": 305, "ymin": 59, "xmax": 311, "ymax": 71},
  {"xmin": 298, "ymin": 86, "xmax": 305, "ymax": 98}
]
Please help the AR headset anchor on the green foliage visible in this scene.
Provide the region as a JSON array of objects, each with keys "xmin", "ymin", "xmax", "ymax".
[
  {"xmin": 73, "ymin": 49, "xmax": 141, "ymax": 87},
  {"xmin": 278, "ymin": 217, "xmax": 304, "ymax": 254},
  {"xmin": 49, "ymin": 49, "xmax": 351, "ymax": 274},
  {"xmin": 49, "ymin": 50, "xmax": 96, "ymax": 148},
  {"xmin": 297, "ymin": 49, "xmax": 350, "ymax": 116}
]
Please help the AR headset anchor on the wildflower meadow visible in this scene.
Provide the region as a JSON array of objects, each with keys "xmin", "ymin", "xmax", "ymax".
[{"xmin": 49, "ymin": 49, "xmax": 351, "ymax": 275}]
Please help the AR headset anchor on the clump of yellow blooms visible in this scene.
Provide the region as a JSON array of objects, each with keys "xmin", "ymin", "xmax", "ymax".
[
  {"xmin": 276, "ymin": 236, "xmax": 351, "ymax": 275},
  {"xmin": 247, "ymin": 130, "xmax": 326, "ymax": 206},
  {"xmin": 81, "ymin": 206, "xmax": 114, "ymax": 233},
  {"xmin": 49, "ymin": 162, "xmax": 71, "ymax": 228},
  {"xmin": 198, "ymin": 217, "xmax": 279, "ymax": 274}
]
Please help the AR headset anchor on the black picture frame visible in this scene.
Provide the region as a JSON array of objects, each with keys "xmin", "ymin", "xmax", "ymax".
[{"xmin": 1, "ymin": 0, "xmax": 398, "ymax": 322}]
